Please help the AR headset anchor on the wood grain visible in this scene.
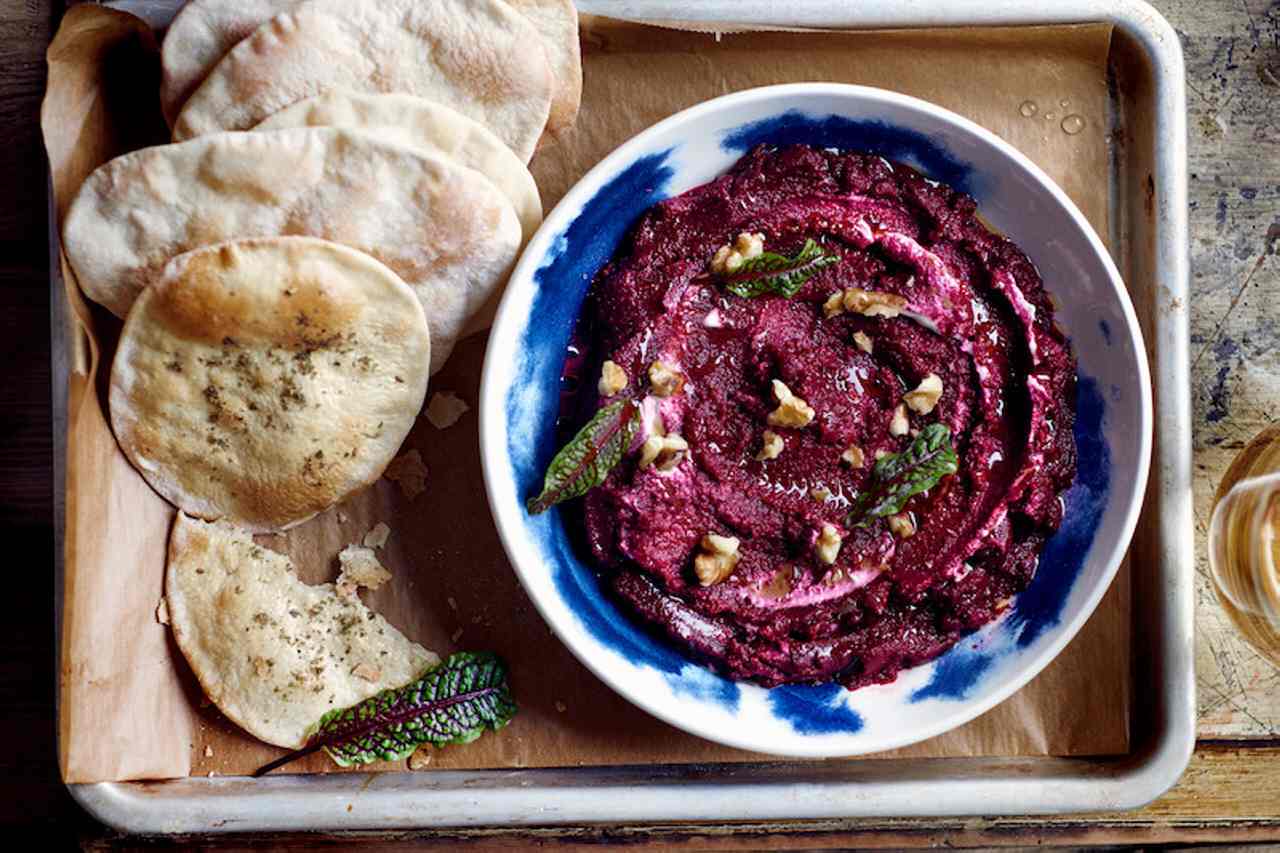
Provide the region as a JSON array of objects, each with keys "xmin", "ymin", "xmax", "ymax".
[
  {"xmin": 1185, "ymin": 0, "xmax": 1280, "ymax": 740},
  {"xmin": 4, "ymin": 0, "xmax": 1279, "ymax": 846}
]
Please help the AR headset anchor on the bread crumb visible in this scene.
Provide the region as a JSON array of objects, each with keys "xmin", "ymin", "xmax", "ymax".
[
  {"xmin": 451, "ymin": 628, "xmax": 463, "ymax": 643},
  {"xmin": 555, "ymin": 701, "xmax": 567, "ymax": 713},
  {"xmin": 204, "ymin": 745, "xmax": 213, "ymax": 758},
  {"xmin": 336, "ymin": 545, "xmax": 392, "ymax": 598},
  {"xmin": 424, "ymin": 392, "xmax": 469, "ymax": 429},
  {"xmin": 352, "ymin": 662, "xmax": 382, "ymax": 682},
  {"xmin": 155, "ymin": 598, "xmax": 170, "ymax": 625},
  {"xmin": 408, "ymin": 748, "xmax": 432, "ymax": 770},
  {"xmin": 362, "ymin": 522, "xmax": 391, "ymax": 549},
  {"xmin": 383, "ymin": 449, "xmax": 428, "ymax": 499},
  {"xmin": 447, "ymin": 596, "xmax": 458, "ymax": 611},
  {"xmin": 336, "ymin": 510, "xmax": 348, "ymax": 523}
]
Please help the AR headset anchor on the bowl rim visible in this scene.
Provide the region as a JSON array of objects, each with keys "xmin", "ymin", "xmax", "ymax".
[{"xmin": 479, "ymin": 82, "xmax": 1153, "ymax": 757}]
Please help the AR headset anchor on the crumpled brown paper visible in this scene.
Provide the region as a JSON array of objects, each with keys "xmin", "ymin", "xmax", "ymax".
[{"xmin": 48, "ymin": 5, "xmax": 1127, "ymax": 784}]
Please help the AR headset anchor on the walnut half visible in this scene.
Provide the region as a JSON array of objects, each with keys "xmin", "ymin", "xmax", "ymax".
[
  {"xmin": 888, "ymin": 513, "xmax": 916, "ymax": 539},
  {"xmin": 903, "ymin": 373, "xmax": 943, "ymax": 414},
  {"xmin": 598, "ymin": 360, "xmax": 627, "ymax": 397},
  {"xmin": 846, "ymin": 288, "xmax": 908, "ymax": 318},
  {"xmin": 889, "ymin": 403, "xmax": 910, "ymax": 436},
  {"xmin": 767, "ymin": 380, "xmax": 816, "ymax": 428},
  {"xmin": 694, "ymin": 534, "xmax": 740, "ymax": 586},
  {"xmin": 755, "ymin": 430, "xmax": 784, "ymax": 461},
  {"xmin": 638, "ymin": 432, "xmax": 688, "ymax": 471},
  {"xmin": 815, "ymin": 524, "xmax": 843, "ymax": 565},
  {"xmin": 840, "ymin": 444, "xmax": 865, "ymax": 468},
  {"xmin": 648, "ymin": 361, "xmax": 685, "ymax": 397},
  {"xmin": 710, "ymin": 232, "xmax": 765, "ymax": 274}
]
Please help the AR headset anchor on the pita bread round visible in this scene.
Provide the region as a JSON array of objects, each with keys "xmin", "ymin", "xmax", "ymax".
[
  {"xmin": 159, "ymin": 0, "xmax": 296, "ymax": 128},
  {"xmin": 506, "ymin": 0, "xmax": 581, "ymax": 134},
  {"xmin": 111, "ymin": 237, "xmax": 431, "ymax": 531},
  {"xmin": 166, "ymin": 513, "xmax": 439, "ymax": 748},
  {"xmin": 63, "ymin": 126, "xmax": 520, "ymax": 372},
  {"xmin": 255, "ymin": 91, "xmax": 542, "ymax": 242},
  {"xmin": 172, "ymin": 0, "xmax": 554, "ymax": 163}
]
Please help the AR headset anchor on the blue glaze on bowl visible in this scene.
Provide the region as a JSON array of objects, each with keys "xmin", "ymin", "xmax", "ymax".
[
  {"xmin": 500, "ymin": 104, "xmax": 1122, "ymax": 745},
  {"xmin": 769, "ymin": 684, "xmax": 864, "ymax": 735},
  {"xmin": 1008, "ymin": 376, "xmax": 1112, "ymax": 649},
  {"xmin": 910, "ymin": 646, "xmax": 998, "ymax": 703}
]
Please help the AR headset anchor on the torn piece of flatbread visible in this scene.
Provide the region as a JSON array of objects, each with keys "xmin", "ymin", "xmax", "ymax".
[
  {"xmin": 336, "ymin": 544, "xmax": 392, "ymax": 598},
  {"xmin": 506, "ymin": 0, "xmax": 581, "ymax": 135},
  {"xmin": 158, "ymin": 0, "xmax": 296, "ymax": 127},
  {"xmin": 256, "ymin": 91, "xmax": 542, "ymax": 243},
  {"xmin": 384, "ymin": 450, "xmax": 428, "ymax": 500},
  {"xmin": 63, "ymin": 127, "xmax": 519, "ymax": 374},
  {"xmin": 363, "ymin": 522, "xmax": 391, "ymax": 549},
  {"xmin": 165, "ymin": 514, "xmax": 439, "ymax": 749},
  {"xmin": 424, "ymin": 392, "xmax": 470, "ymax": 430},
  {"xmin": 172, "ymin": 0, "xmax": 553, "ymax": 163},
  {"xmin": 110, "ymin": 237, "xmax": 430, "ymax": 531}
]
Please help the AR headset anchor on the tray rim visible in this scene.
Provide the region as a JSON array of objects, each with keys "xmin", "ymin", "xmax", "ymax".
[{"xmin": 55, "ymin": 0, "xmax": 1194, "ymax": 833}]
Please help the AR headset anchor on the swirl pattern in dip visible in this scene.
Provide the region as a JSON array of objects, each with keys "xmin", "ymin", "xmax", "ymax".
[{"xmin": 559, "ymin": 144, "xmax": 1077, "ymax": 689}]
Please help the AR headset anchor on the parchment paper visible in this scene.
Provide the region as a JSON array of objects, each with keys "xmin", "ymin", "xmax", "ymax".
[{"xmin": 47, "ymin": 6, "xmax": 1129, "ymax": 784}]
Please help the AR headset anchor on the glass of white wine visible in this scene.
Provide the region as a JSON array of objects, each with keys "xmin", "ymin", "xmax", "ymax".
[{"xmin": 1208, "ymin": 426, "xmax": 1280, "ymax": 669}]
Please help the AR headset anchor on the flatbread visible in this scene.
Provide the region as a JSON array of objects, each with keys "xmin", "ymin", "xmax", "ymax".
[
  {"xmin": 63, "ymin": 126, "xmax": 520, "ymax": 372},
  {"xmin": 256, "ymin": 91, "xmax": 542, "ymax": 242},
  {"xmin": 110, "ymin": 237, "xmax": 431, "ymax": 531},
  {"xmin": 507, "ymin": 0, "xmax": 581, "ymax": 134},
  {"xmin": 165, "ymin": 513, "xmax": 439, "ymax": 748},
  {"xmin": 160, "ymin": 0, "xmax": 580, "ymax": 141},
  {"xmin": 159, "ymin": 0, "xmax": 296, "ymax": 128},
  {"xmin": 171, "ymin": 0, "xmax": 554, "ymax": 163}
]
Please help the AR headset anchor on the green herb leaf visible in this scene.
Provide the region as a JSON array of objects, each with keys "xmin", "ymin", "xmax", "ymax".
[
  {"xmin": 720, "ymin": 238, "xmax": 839, "ymax": 298},
  {"xmin": 846, "ymin": 423, "xmax": 958, "ymax": 528},
  {"xmin": 253, "ymin": 652, "xmax": 516, "ymax": 776},
  {"xmin": 526, "ymin": 397, "xmax": 640, "ymax": 515}
]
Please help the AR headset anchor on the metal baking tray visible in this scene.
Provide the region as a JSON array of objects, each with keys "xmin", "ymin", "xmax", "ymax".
[{"xmin": 54, "ymin": 0, "xmax": 1193, "ymax": 833}]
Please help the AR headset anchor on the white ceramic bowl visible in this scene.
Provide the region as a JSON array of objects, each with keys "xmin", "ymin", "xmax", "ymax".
[{"xmin": 480, "ymin": 84, "xmax": 1151, "ymax": 757}]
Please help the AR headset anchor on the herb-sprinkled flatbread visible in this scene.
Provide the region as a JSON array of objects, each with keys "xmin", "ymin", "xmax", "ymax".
[
  {"xmin": 110, "ymin": 237, "xmax": 430, "ymax": 531},
  {"xmin": 172, "ymin": 0, "xmax": 553, "ymax": 163},
  {"xmin": 256, "ymin": 91, "xmax": 542, "ymax": 242},
  {"xmin": 63, "ymin": 127, "xmax": 519, "ymax": 373},
  {"xmin": 165, "ymin": 513, "xmax": 439, "ymax": 748}
]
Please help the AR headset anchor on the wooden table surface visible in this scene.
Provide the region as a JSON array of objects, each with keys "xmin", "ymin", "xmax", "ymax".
[{"xmin": 5, "ymin": 0, "xmax": 1280, "ymax": 847}]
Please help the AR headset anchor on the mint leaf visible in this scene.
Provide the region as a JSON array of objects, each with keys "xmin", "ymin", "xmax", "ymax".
[
  {"xmin": 526, "ymin": 397, "xmax": 639, "ymax": 514},
  {"xmin": 254, "ymin": 652, "xmax": 516, "ymax": 775},
  {"xmin": 721, "ymin": 238, "xmax": 839, "ymax": 298},
  {"xmin": 847, "ymin": 423, "xmax": 958, "ymax": 528}
]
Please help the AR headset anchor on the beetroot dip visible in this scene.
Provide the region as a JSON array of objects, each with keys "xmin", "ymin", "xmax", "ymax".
[{"xmin": 565, "ymin": 144, "xmax": 1077, "ymax": 690}]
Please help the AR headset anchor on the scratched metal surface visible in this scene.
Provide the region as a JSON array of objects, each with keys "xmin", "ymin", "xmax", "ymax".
[{"xmin": 1184, "ymin": 0, "xmax": 1280, "ymax": 738}]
